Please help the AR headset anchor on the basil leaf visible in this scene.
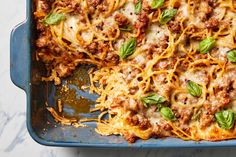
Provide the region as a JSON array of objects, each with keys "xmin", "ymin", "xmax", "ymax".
[
  {"xmin": 159, "ymin": 9, "xmax": 177, "ymax": 25},
  {"xmin": 151, "ymin": 0, "xmax": 164, "ymax": 9},
  {"xmin": 227, "ymin": 50, "xmax": 236, "ymax": 63},
  {"xmin": 43, "ymin": 13, "xmax": 66, "ymax": 26},
  {"xmin": 119, "ymin": 38, "xmax": 137, "ymax": 59},
  {"xmin": 141, "ymin": 93, "xmax": 166, "ymax": 107},
  {"xmin": 199, "ymin": 37, "xmax": 215, "ymax": 54},
  {"xmin": 160, "ymin": 107, "xmax": 175, "ymax": 121},
  {"xmin": 134, "ymin": 0, "xmax": 142, "ymax": 14},
  {"xmin": 120, "ymin": 26, "xmax": 132, "ymax": 32},
  {"xmin": 215, "ymin": 110, "xmax": 235, "ymax": 130},
  {"xmin": 187, "ymin": 81, "xmax": 202, "ymax": 97}
]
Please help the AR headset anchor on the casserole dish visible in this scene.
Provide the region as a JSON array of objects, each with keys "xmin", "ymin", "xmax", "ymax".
[{"xmin": 10, "ymin": 0, "xmax": 236, "ymax": 148}]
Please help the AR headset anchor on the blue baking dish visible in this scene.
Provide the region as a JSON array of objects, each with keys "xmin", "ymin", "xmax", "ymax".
[{"xmin": 10, "ymin": 0, "xmax": 236, "ymax": 148}]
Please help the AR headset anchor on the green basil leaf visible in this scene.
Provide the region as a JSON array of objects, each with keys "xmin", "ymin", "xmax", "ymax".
[
  {"xmin": 120, "ymin": 26, "xmax": 132, "ymax": 32},
  {"xmin": 141, "ymin": 93, "xmax": 166, "ymax": 107},
  {"xmin": 199, "ymin": 37, "xmax": 215, "ymax": 54},
  {"xmin": 119, "ymin": 38, "xmax": 137, "ymax": 59},
  {"xmin": 187, "ymin": 81, "xmax": 202, "ymax": 97},
  {"xmin": 215, "ymin": 110, "xmax": 235, "ymax": 130},
  {"xmin": 134, "ymin": 0, "xmax": 142, "ymax": 14},
  {"xmin": 227, "ymin": 50, "xmax": 236, "ymax": 63},
  {"xmin": 151, "ymin": 0, "xmax": 164, "ymax": 9},
  {"xmin": 160, "ymin": 107, "xmax": 175, "ymax": 121},
  {"xmin": 43, "ymin": 13, "xmax": 66, "ymax": 26},
  {"xmin": 159, "ymin": 9, "xmax": 177, "ymax": 25}
]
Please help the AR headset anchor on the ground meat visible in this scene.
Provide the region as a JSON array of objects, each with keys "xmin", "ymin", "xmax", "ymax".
[
  {"xmin": 142, "ymin": 0, "xmax": 151, "ymax": 13},
  {"xmin": 168, "ymin": 20, "xmax": 181, "ymax": 33},
  {"xmin": 87, "ymin": 0, "xmax": 102, "ymax": 14},
  {"xmin": 126, "ymin": 114, "xmax": 139, "ymax": 126},
  {"xmin": 205, "ymin": 18, "xmax": 219, "ymax": 30},
  {"xmin": 123, "ymin": 132, "xmax": 137, "ymax": 143},
  {"xmin": 87, "ymin": 0, "xmax": 101, "ymax": 7},
  {"xmin": 105, "ymin": 53, "xmax": 120, "ymax": 65},
  {"xmin": 161, "ymin": 84, "xmax": 173, "ymax": 99},
  {"xmin": 193, "ymin": 53, "xmax": 208, "ymax": 60},
  {"xmin": 154, "ymin": 57, "xmax": 177, "ymax": 70},
  {"xmin": 138, "ymin": 118, "xmax": 151, "ymax": 130},
  {"xmin": 86, "ymin": 41, "xmax": 110, "ymax": 55},
  {"xmin": 86, "ymin": 42, "xmax": 98, "ymax": 53},
  {"xmin": 147, "ymin": 35, "xmax": 169, "ymax": 55},
  {"xmin": 186, "ymin": 25, "xmax": 206, "ymax": 40},
  {"xmin": 129, "ymin": 87, "xmax": 138, "ymax": 95},
  {"xmin": 113, "ymin": 97, "xmax": 139, "ymax": 111},
  {"xmin": 232, "ymin": 80, "xmax": 236, "ymax": 89},
  {"xmin": 228, "ymin": 74, "xmax": 236, "ymax": 98},
  {"xmin": 114, "ymin": 13, "xmax": 130, "ymax": 27},
  {"xmin": 180, "ymin": 107, "xmax": 193, "ymax": 124},
  {"xmin": 134, "ymin": 12, "xmax": 149, "ymax": 44},
  {"xmin": 36, "ymin": 36, "xmax": 48, "ymax": 48},
  {"xmin": 107, "ymin": 27, "xmax": 118, "ymax": 38},
  {"xmin": 200, "ymin": 114, "xmax": 214, "ymax": 129},
  {"xmin": 157, "ymin": 35, "xmax": 169, "ymax": 49},
  {"xmin": 36, "ymin": 23, "xmax": 46, "ymax": 32},
  {"xmin": 173, "ymin": 1, "xmax": 181, "ymax": 8},
  {"xmin": 214, "ymin": 69, "xmax": 236, "ymax": 99},
  {"xmin": 124, "ymin": 68, "xmax": 140, "ymax": 83},
  {"xmin": 37, "ymin": 50, "xmax": 55, "ymax": 63},
  {"xmin": 56, "ymin": 0, "xmax": 82, "ymax": 14},
  {"xmin": 40, "ymin": 0, "xmax": 51, "ymax": 13},
  {"xmin": 172, "ymin": 109, "xmax": 180, "ymax": 118},
  {"xmin": 172, "ymin": 106, "xmax": 193, "ymax": 124},
  {"xmin": 126, "ymin": 113, "xmax": 150, "ymax": 130},
  {"xmin": 97, "ymin": 0, "xmax": 108, "ymax": 13},
  {"xmin": 206, "ymin": 0, "xmax": 217, "ymax": 7},
  {"xmin": 98, "ymin": 41, "xmax": 109, "ymax": 52},
  {"xmin": 198, "ymin": 1, "xmax": 214, "ymax": 21},
  {"xmin": 205, "ymin": 90, "xmax": 231, "ymax": 114},
  {"xmin": 135, "ymin": 12, "xmax": 149, "ymax": 32},
  {"xmin": 162, "ymin": 123, "xmax": 172, "ymax": 131},
  {"xmin": 36, "ymin": 33, "xmax": 53, "ymax": 48}
]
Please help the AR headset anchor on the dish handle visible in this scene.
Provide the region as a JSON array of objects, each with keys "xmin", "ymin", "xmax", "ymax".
[{"xmin": 10, "ymin": 21, "xmax": 28, "ymax": 91}]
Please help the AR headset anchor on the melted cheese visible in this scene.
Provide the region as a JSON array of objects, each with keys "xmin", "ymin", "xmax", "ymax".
[
  {"xmin": 146, "ymin": 24, "xmax": 167, "ymax": 44},
  {"xmin": 119, "ymin": 1, "xmax": 138, "ymax": 24}
]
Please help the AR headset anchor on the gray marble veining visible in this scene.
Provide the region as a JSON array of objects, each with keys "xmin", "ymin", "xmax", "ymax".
[
  {"xmin": 4, "ymin": 119, "xmax": 27, "ymax": 152},
  {"xmin": 0, "ymin": 111, "xmax": 10, "ymax": 138}
]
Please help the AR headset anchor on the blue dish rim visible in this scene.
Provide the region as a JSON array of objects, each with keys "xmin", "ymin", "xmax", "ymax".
[{"xmin": 10, "ymin": 0, "xmax": 236, "ymax": 148}]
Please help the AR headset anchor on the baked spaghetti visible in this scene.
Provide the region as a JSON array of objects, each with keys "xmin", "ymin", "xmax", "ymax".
[{"xmin": 35, "ymin": 0, "xmax": 236, "ymax": 143}]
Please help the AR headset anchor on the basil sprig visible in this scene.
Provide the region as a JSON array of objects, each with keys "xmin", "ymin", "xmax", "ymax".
[
  {"xmin": 215, "ymin": 110, "xmax": 235, "ymax": 130},
  {"xmin": 187, "ymin": 81, "xmax": 202, "ymax": 97},
  {"xmin": 119, "ymin": 38, "xmax": 137, "ymax": 59},
  {"xmin": 151, "ymin": 0, "xmax": 164, "ymax": 9},
  {"xmin": 160, "ymin": 107, "xmax": 175, "ymax": 121},
  {"xmin": 227, "ymin": 50, "xmax": 236, "ymax": 63},
  {"xmin": 159, "ymin": 9, "xmax": 177, "ymax": 25},
  {"xmin": 141, "ymin": 94, "xmax": 175, "ymax": 121},
  {"xmin": 42, "ymin": 13, "xmax": 66, "ymax": 26},
  {"xmin": 141, "ymin": 93, "xmax": 166, "ymax": 107},
  {"xmin": 134, "ymin": 0, "xmax": 142, "ymax": 14},
  {"xmin": 199, "ymin": 37, "xmax": 215, "ymax": 54}
]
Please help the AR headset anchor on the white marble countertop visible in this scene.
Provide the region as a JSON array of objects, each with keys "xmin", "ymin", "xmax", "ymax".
[{"xmin": 1, "ymin": 0, "xmax": 236, "ymax": 156}]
